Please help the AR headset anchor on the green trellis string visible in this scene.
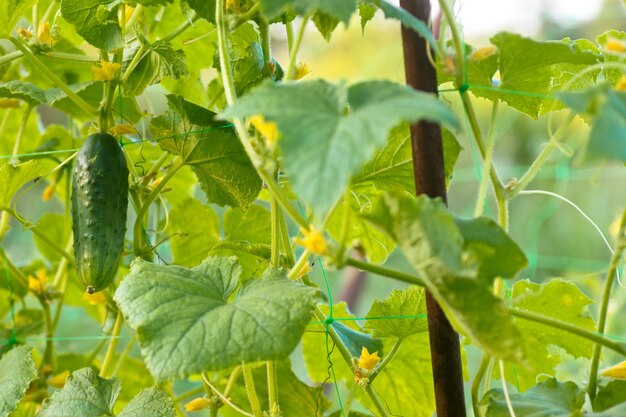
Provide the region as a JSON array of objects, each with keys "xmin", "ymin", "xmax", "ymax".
[{"xmin": 0, "ymin": 31, "xmax": 624, "ymax": 417}]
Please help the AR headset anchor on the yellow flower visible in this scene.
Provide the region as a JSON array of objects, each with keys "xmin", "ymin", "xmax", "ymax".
[
  {"xmin": 470, "ymin": 45, "xmax": 498, "ymax": 61},
  {"xmin": 91, "ymin": 61, "xmax": 121, "ymax": 81},
  {"xmin": 28, "ymin": 269, "xmax": 48, "ymax": 294},
  {"xmin": 602, "ymin": 360, "xmax": 626, "ymax": 379},
  {"xmin": 292, "ymin": 263, "xmax": 312, "ymax": 280},
  {"xmin": 48, "ymin": 370, "xmax": 70, "ymax": 388},
  {"xmin": 358, "ymin": 347, "xmax": 381, "ymax": 373},
  {"xmin": 110, "ymin": 123, "xmax": 137, "ymax": 136},
  {"xmin": 125, "ymin": 5, "xmax": 135, "ymax": 24},
  {"xmin": 616, "ymin": 75, "xmax": 626, "ymax": 91},
  {"xmin": 17, "ymin": 27, "xmax": 32, "ymax": 39},
  {"xmin": 38, "ymin": 22, "xmax": 53, "ymax": 45},
  {"xmin": 293, "ymin": 225, "xmax": 328, "ymax": 255},
  {"xmin": 82, "ymin": 291, "xmax": 107, "ymax": 305},
  {"xmin": 0, "ymin": 98, "xmax": 20, "ymax": 109},
  {"xmin": 249, "ymin": 115, "xmax": 279, "ymax": 145},
  {"xmin": 294, "ymin": 62, "xmax": 311, "ymax": 80},
  {"xmin": 42, "ymin": 183, "xmax": 56, "ymax": 201},
  {"xmin": 605, "ymin": 38, "xmax": 626, "ymax": 54},
  {"xmin": 226, "ymin": 0, "xmax": 240, "ymax": 11},
  {"xmin": 184, "ymin": 397, "xmax": 211, "ymax": 412}
]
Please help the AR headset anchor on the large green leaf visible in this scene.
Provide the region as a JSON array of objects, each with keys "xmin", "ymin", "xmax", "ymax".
[
  {"xmin": 60, "ymin": 0, "xmax": 124, "ymax": 50},
  {"xmin": 115, "ymin": 257, "xmax": 317, "ymax": 380},
  {"xmin": 221, "ymin": 360, "xmax": 331, "ymax": 417},
  {"xmin": 37, "ymin": 368, "xmax": 175, "ymax": 417},
  {"xmin": 260, "ymin": 0, "xmax": 358, "ymax": 23},
  {"xmin": 0, "ymin": 346, "xmax": 37, "ymax": 417},
  {"xmin": 456, "ymin": 32, "xmax": 599, "ymax": 118},
  {"xmin": 151, "ymin": 95, "xmax": 262, "ymax": 209},
  {"xmin": 501, "ymin": 279, "xmax": 597, "ymax": 391},
  {"xmin": 0, "ymin": 81, "xmax": 47, "ymax": 105},
  {"xmin": 559, "ymin": 84, "xmax": 626, "ymax": 162},
  {"xmin": 0, "ymin": 0, "xmax": 37, "ymax": 38},
  {"xmin": 364, "ymin": 286, "xmax": 428, "ymax": 339},
  {"xmin": 0, "ymin": 160, "xmax": 42, "ymax": 208},
  {"xmin": 222, "ymin": 80, "xmax": 458, "ymax": 215},
  {"xmin": 481, "ymin": 378, "xmax": 584, "ymax": 417},
  {"xmin": 364, "ymin": 193, "xmax": 525, "ymax": 362},
  {"xmin": 595, "ymin": 381, "xmax": 626, "ymax": 412},
  {"xmin": 168, "ymin": 199, "xmax": 220, "ymax": 267}
]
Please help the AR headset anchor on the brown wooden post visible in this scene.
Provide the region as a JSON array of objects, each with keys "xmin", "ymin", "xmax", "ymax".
[{"xmin": 399, "ymin": 0, "xmax": 467, "ymax": 415}]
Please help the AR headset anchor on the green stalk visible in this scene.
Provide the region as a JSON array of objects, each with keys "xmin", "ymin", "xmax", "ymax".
[
  {"xmin": 369, "ymin": 337, "xmax": 403, "ymax": 382},
  {"xmin": 9, "ymin": 38, "xmax": 98, "ymax": 116},
  {"xmin": 288, "ymin": 249, "xmax": 311, "ymax": 279},
  {"xmin": 365, "ymin": 384, "xmax": 390, "ymax": 417},
  {"xmin": 0, "ymin": 50, "xmax": 23, "ymax": 66},
  {"xmin": 124, "ymin": 4, "xmax": 144, "ymax": 33},
  {"xmin": 0, "ymin": 105, "xmax": 33, "ymax": 242},
  {"xmin": 160, "ymin": 15, "xmax": 198, "ymax": 44},
  {"xmin": 266, "ymin": 360, "xmax": 279, "ymax": 416},
  {"xmin": 285, "ymin": 16, "xmax": 309, "ymax": 80},
  {"xmin": 474, "ymin": 100, "xmax": 499, "ymax": 217},
  {"xmin": 509, "ymin": 307, "xmax": 626, "ymax": 355},
  {"xmin": 41, "ymin": 301, "xmax": 55, "ymax": 369},
  {"xmin": 120, "ymin": 44, "xmax": 147, "ymax": 83},
  {"xmin": 145, "ymin": 152, "xmax": 171, "ymax": 179},
  {"xmin": 271, "ymin": 195, "xmax": 280, "ymax": 268},
  {"xmin": 0, "ymin": 249, "xmax": 28, "ymax": 289},
  {"xmin": 173, "ymin": 386, "xmax": 205, "ymax": 404},
  {"xmin": 587, "ymin": 208, "xmax": 626, "ymax": 402},
  {"xmin": 43, "ymin": 51, "xmax": 99, "ymax": 63},
  {"xmin": 471, "ymin": 355, "xmax": 490, "ymax": 417},
  {"xmin": 278, "ymin": 212, "xmax": 295, "ymax": 267},
  {"xmin": 133, "ymin": 157, "xmax": 184, "ymax": 257},
  {"xmin": 100, "ymin": 311, "xmax": 124, "ymax": 378},
  {"xmin": 242, "ymin": 363, "xmax": 263, "ymax": 417},
  {"xmin": 216, "ymin": 0, "xmax": 308, "ymax": 229},
  {"xmin": 259, "ymin": 18, "xmax": 271, "ymax": 69},
  {"xmin": 506, "ymin": 112, "xmax": 575, "ymax": 199},
  {"xmin": 0, "ymin": 207, "xmax": 74, "ymax": 263},
  {"xmin": 345, "ymin": 257, "xmax": 424, "ymax": 286}
]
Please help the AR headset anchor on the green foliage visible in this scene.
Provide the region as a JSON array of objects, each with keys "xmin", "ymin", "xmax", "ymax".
[
  {"xmin": 260, "ymin": 0, "xmax": 358, "ymax": 24},
  {"xmin": 0, "ymin": 81, "xmax": 47, "ymax": 105},
  {"xmin": 115, "ymin": 257, "xmax": 317, "ymax": 379},
  {"xmin": 152, "ymin": 95, "xmax": 262, "ymax": 209},
  {"xmin": 223, "ymin": 80, "xmax": 458, "ymax": 215},
  {"xmin": 481, "ymin": 378, "xmax": 584, "ymax": 417},
  {"xmin": 503, "ymin": 279, "xmax": 597, "ymax": 391},
  {"xmin": 167, "ymin": 198, "xmax": 220, "ymax": 267},
  {"xmin": 0, "ymin": 0, "xmax": 37, "ymax": 38},
  {"xmin": 365, "ymin": 192, "xmax": 526, "ymax": 362},
  {"xmin": 33, "ymin": 213, "xmax": 71, "ymax": 263},
  {"xmin": 364, "ymin": 286, "xmax": 428, "ymax": 339},
  {"xmin": 560, "ymin": 84, "xmax": 626, "ymax": 162},
  {"xmin": 595, "ymin": 381, "xmax": 626, "ymax": 412},
  {"xmin": 0, "ymin": 160, "xmax": 42, "ymax": 208},
  {"xmin": 37, "ymin": 367, "xmax": 175, "ymax": 417},
  {"xmin": 0, "ymin": 346, "xmax": 37, "ymax": 417},
  {"xmin": 60, "ymin": 0, "xmax": 124, "ymax": 50}
]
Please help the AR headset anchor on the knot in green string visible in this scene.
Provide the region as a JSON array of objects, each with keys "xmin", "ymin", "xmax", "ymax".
[
  {"xmin": 325, "ymin": 317, "xmax": 334, "ymax": 326},
  {"xmin": 459, "ymin": 83, "xmax": 470, "ymax": 94}
]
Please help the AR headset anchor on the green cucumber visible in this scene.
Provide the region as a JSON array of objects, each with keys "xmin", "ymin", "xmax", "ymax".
[{"xmin": 72, "ymin": 133, "xmax": 129, "ymax": 294}]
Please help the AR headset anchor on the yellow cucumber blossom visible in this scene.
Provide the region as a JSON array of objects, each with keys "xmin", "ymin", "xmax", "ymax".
[
  {"xmin": 469, "ymin": 45, "xmax": 497, "ymax": 61},
  {"xmin": 82, "ymin": 291, "xmax": 107, "ymax": 305},
  {"xmin": 293, "ymin": 225, "xmax": 328, "ymax": 255},
  {"xmin": 110, "ymin": 123, "xmax": 137, "ymax": 136},
  {"xmin": 17, "ymin": 27, "xmax": 32, "ymax": 39},
  {"xmin": 185, "ymin": 397, "xmax": 212, "ymax": 412},
  {"xmin": 226, "ymin": 0, "xmax": 240, "ymax": 11},
  {"xmin": 38, "ymin": 22, "xmax": 53, "ymax": 45},
  {"xmin": 601, "ymin": 360, "xmax": 626, "ymax": 379},
  {"xmin": 28, "ymin": 269, "xmax": 48, "ymax": 294},
  {"xmin": 91, "ymin": 61, "xmax": 121, "ymax": 81},
  {"xmin": 294, "ymin": 62, "xmax": 311, "ymax": 80},
  {"xmin": 616, "ymin": 75, "xmax": 626, "ymax": 91},
  {"xmin": 124, "ymin": 5, "xmax": 135, "ymax": 24},
  {"xmin": 358, "ymin": 347, "xmax": 381, "ymax": 373},
  {"xmin": 605, "ymin": 38, "xmax": 626, "ymax": 53},
  {"xmin": 42, "ymin": 183, "xmax": 56, "ymax": 201},
  {"xmin": 249, "ymin": 115, "xmax": 279, "ymax": 145}
]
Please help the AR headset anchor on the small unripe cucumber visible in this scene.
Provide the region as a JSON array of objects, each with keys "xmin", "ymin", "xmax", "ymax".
[{"xmin": 72, "ymin": 133, "xmax": 129, "ymax": 294}]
